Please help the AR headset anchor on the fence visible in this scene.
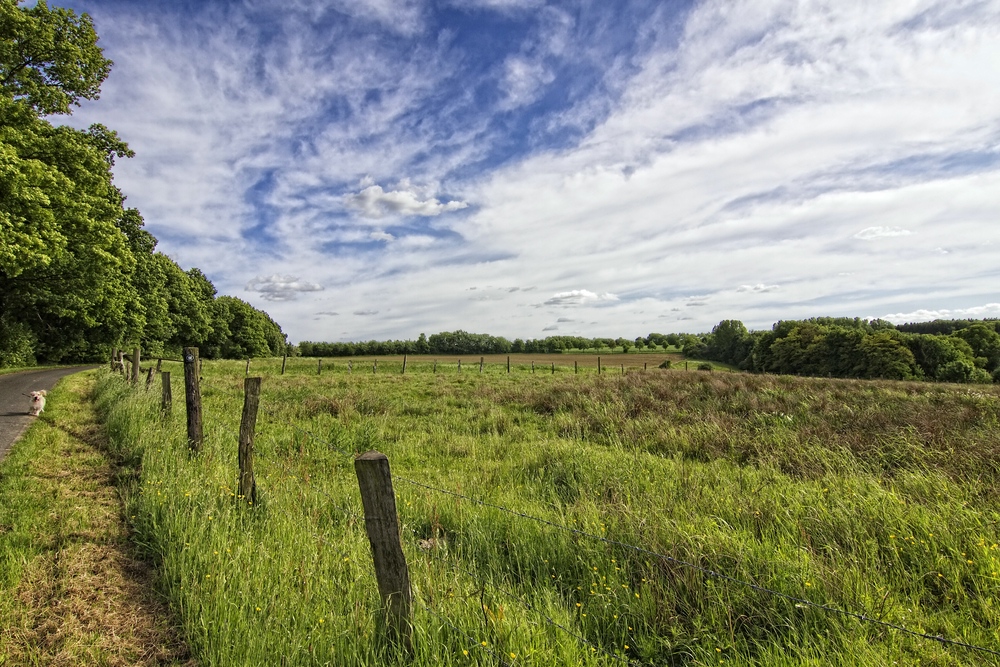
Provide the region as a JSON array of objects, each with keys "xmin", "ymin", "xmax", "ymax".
[{"xmin": 118, "ymin": 347, "xmax": 1000, "ymax": 663}]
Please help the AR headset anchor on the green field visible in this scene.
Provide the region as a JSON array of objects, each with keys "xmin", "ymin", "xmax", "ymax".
[{"xmin": 95, "ymin": 358, "xmax": 1000, "ymax": 665}]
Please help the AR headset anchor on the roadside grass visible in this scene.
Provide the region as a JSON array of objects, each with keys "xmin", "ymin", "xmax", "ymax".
[
  {"xmin": 0, "ymin": 372, "xmax": 191, "ymax": 666},
  {"xmin": 98, "ymin": 361, "xmax": 1000, "ymax": 666}
]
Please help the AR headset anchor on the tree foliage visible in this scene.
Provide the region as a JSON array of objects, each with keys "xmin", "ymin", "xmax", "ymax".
[{"xmin": 0, "ymin": 1, "xmax": 286, "ymax": 366}]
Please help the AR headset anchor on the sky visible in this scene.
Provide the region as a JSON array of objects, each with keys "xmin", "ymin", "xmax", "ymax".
[{"xmin": 57, "ymin": 0, "xmax": 1000, "ymax": 343}]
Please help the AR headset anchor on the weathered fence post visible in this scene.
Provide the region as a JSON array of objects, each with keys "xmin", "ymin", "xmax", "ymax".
[
  {"xmin": 144, "ymin": 366, "xmax": 154, "ymax": 389},
  {"xmin": 644, "ymin": 362, "xmax": 647, "ymax": 371},
  {"xmin": 110, "ymin": 348, "xmax": 117, "ymax": 372},
  {"xmin": 246, "ymin": 359, "xmax": 251, "ymax": 376},
  {"xmin": 238, "ymin": 377, "xmax": 261, "ymax": 506},
  {"xmin": 574, "ymin": 360, "xmax": 578, "ymax": 374},
  {"xmin": 598, "ymin": 356, "xmax": 602, "ymax": 375},
  {"xmin": 685, "ymin": 361, "xmax": 689, "ymax": 371},
  {"xmin": 354, "ymin": 452, "xmax": 413, "ymax": 654},
  {"xmin": 531, "ymin": 360, "xmax": 534, "ymax": 373},
  {"xmin": 507, "ymin": 356, "xmax": 510, "ymax": 373},
  {"xmin": 281, "ymin": 355, "xmax": 287, "ymax": 375},
  {"xmin": 433, "ymin": 360, "xmax": 437, "ymax": 373},
  {"xmin": 479, "ymin": 356, "xmax": 484, "ymax": 374},
  {"xmin": 458, "ymin": 359, "xmax": 462, "ymax": 373},
  {"xmin": 131, "ymin": 347, "xmax": 141, "ymax": 384},
  {"xmin": 183, "ymin": 347, "xmax": 203, "ymax": 452},
  {"xmin": 349, "ymin": 360, "xmax": 353, "ymax": 373},
  {"xmin": 373, "ymin": 359, "xmax": 378, "ymax": 374},
  {"xmin": 621, "ymin": 364, "xmax": 625, "ymax": 375},
  {"xmin": 318, "ymin": 358, "xmax": 322, "ymax": 375},
  {"xmin": 402, "ymin": 354, "xmax": 407, "ymax": 374},
  {"xmin": 161, "ymin": 371, "xmax": 172, "ymax": 414},
  {"xmin": 551, "ymin": 362, "xmax": 555, "ymax": 374}
]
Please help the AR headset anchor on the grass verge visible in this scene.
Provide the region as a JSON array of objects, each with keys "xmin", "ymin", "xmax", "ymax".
[{"xmin": 0, "ymin": 371, "xmax": 192, "ymax": 666}]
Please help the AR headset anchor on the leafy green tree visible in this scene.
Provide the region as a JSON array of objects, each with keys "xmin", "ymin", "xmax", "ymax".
[
  {"xmin": 952, "ymin": 324, "xmax": 1000, "ymax": 372},
  {"xmin": 0, "ymin": 0, "xmax": 111, "ymax": 116}
]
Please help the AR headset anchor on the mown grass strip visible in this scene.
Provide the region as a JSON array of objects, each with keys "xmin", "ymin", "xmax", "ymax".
[{"xmin": 0, "ymin": 371, "xmax": 192, "ymax": 666}]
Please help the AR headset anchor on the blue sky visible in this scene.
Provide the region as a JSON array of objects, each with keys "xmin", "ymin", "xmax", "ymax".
[{"xmin": 60, "ymin": 0, "xmax": 1000, "ymax": 343}]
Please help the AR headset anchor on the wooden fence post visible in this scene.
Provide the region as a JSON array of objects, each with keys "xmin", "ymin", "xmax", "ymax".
[
  {"xmin": 318, "ymin": 358, "xmax": 322, "ymax": 375},
  {"xmin": 349, "ymin": 360, "xmax": 353, "ymax": 373},
  {"xmin": 131, "ymin": 347, "xmax": 141, "ymax": 384},
  {"xmin": 574, "ymin": 360, "xmax": 578, "ymax": 374},
  {"xmin": 246, "ymin": 359, "xmax": 251, "ymax": 376},
  {"xmin": 373, "ymin": 359, "xmax": 378, "ymax": 374},
  {"xmin": 238, "ymin": 377, "xmax": 261, "ymax": 506},
  {"xmin": 354, "ymin": 452, "xmax": 413, "ymax": 654},
  {"xmin": 507, "ymin": 356, "xmax": 510, "ymax": 373},
  {"xmin": 531, "ymin": 361, "xmax": 534, "ymax": 373},
  {"xmin": 598, "ymin": 356, "xmax": 602, "ymax": 375},
  {"xmin": 402, "ymin": 354, "xmax": 407, "ymax": 374},
  {"xmin": 458, "ymin": 359, "xmax": 461, "ymax": 373},
  {"xmin": 281, "ymin": 355, "xmax": 287, "ymax": 375},
  {"xmin": 110, "ymin": 348, "xmax": 117, "ymax": 372},
  {"xmin": 183, "ymin": 347, "xmax": 203, "ymax": 453},
  {"xmin": 161, "ymin": 371, "xmax": 172, "ymax": 414},
  {"xmin": 551, "ymin": 362, "xmax": 555, "ymax": 374},
  {"xmin": 621, "ymin": 364, "xmax": 625, "ymax": 375},
  {"xmin": 144, "ymin": 366, "xmax": 154, "ymax": 389},
  {"xmin": 479, "ymin": 356, "xmax": 484, "ymax": 374},
  {"xmin": 433, "ymin": 360, "xmax": 437, "ymax": 374}
]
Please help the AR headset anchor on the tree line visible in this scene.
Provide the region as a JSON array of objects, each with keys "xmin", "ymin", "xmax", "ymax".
[
  {"xmin": 0, "ymin": 0, "xmax": 287, "ymax": 367},
  {"xmin": 299, "ymin": 318, "xmax": 1000, "ymax": 385},
  {"xmin": 297, "ymin": 331, "xmax": 689, "ymax": 357},
  {"xmin": 689, "ymin": 318, "xmax": 1000, "ymax": 384}
]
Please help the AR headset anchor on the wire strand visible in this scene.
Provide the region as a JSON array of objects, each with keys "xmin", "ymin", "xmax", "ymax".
[{"xmin": 395, "ymin": 476, "xmax": 1000, "ymax": 659}]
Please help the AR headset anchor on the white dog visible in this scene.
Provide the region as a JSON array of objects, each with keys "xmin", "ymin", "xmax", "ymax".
[{"xmin": 28, "ymin": 390, "xmax": 46, "ymax": 416}]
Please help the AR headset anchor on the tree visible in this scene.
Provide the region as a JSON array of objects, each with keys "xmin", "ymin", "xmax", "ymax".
[
  {"xmin": 0, "ymin": 0, "xmax": 112, "ymax": 116},
  {"xmin": 0, "ymin": 0, "xmax": 135, "ymax": 363},
  {"xmin": 952, "ymin": 324, "xmax": 1000, "ymax": 372}
]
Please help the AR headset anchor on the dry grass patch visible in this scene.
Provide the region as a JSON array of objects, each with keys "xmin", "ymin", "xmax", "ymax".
[{"xmin": 0, "ymin": 372, "xmax": 192, "ymax": 666}]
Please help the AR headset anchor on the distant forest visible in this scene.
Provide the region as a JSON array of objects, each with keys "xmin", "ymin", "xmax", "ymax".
[
  {"xmin": 0, "ymin": 2, "xmax": 287, "ymax": 367},
  {"xmin": 299, "ymin": 317, "xmax": 1000, "ymax": 384}
]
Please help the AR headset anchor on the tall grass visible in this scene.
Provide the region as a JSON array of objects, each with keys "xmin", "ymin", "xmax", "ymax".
[{"xmin": 95, "ymin": 360, "xmax": 1000, "ymax": 666}]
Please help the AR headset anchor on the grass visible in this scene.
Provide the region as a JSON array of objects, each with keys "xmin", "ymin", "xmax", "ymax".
[
  {"xmin": 0, "ymin": 371, "xmax": 191, "ymax": 665},
  {"xmin": 95, "ymin": 358, "xmax": 1000, "ymax": 666}
]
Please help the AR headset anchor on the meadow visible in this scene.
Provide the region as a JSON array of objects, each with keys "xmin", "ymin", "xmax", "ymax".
[{"xmin": 94, "ymin": 356, "xmax": 1000, "ymax": 666}]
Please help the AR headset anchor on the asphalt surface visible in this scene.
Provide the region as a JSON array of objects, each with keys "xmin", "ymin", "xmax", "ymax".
[{"xmin": 0, "ymin": 366, "xmax": 97, "ymax": 464}]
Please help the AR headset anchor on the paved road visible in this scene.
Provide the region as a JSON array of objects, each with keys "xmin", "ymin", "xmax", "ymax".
[{"xmin": 0, "ymin": 366, "xmax": 97, "ymax": 463}]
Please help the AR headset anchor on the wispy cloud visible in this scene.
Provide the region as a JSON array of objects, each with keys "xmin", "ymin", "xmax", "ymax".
[
  {"xmin": 247, "ymin": 275, "xmax": 324, "ymax": 301},
  {"xmin": 737, "ymin": 284, "xmax": 780, "ymax": 293},
  {"xmin": 543, "ymin": 290, "xmax": 619, "ymax": 307},
  {"xmin": 344, "ymin": 181, "xmax": 468, "ymax": 220},
  {"xmin": 854, "ymin": 227, "xmax": 912, "ymax": 240},
  {"xmin": 67, "ymin": 0, "xmax": 1000, "ymax": 341}
]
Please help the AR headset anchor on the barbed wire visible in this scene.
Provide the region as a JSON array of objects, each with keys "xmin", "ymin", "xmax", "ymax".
[
  {"xmin": 242, "ymin": 392, "xmax": 1000, "ymax": 660},
  {"xmin": 401, "ymin": 522, "xmax": 638, "ymax": 666},
  {"xmin": 395, "ymin": 476, "xmax": 1000, "ymax": 659},
  {"xmin": 414, "ymin": 595, "xmax": 513, "ymax": 667}
]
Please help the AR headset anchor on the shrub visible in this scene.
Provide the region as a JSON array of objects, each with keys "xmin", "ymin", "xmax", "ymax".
[
  {"xmin": 697, "ymin": 362, "xmax": 713, "ymax": 371},
  {"xmin": 658, "ymin": 360, "xmax": 672, "ymax": 369}
]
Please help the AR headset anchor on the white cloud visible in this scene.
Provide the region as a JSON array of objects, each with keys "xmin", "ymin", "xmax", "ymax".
[
  {"xmin": 501, "ymin": 56, "xmax": 554, "ymax": 109},
  {"xmin": 68, "ymin": 0, "xmax": 1000, "ymax": 342},
  {"xmin": 344, "ymin": 183, "xmax": 468, "ymax": 220},
  {"xmin": 543, "ymin": 290, "xmax": 619, "ymax": 307},
  {"xmin": 854, "ymin": 226, "xmax": 913, "ymax": 240},
  {"xmin": 881, "ymin": 303, "xmax": 1000, "ymax": 324},
  {"xmin": 247, "ymin": 275, "xmax": 324, "ymax": 301}
]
